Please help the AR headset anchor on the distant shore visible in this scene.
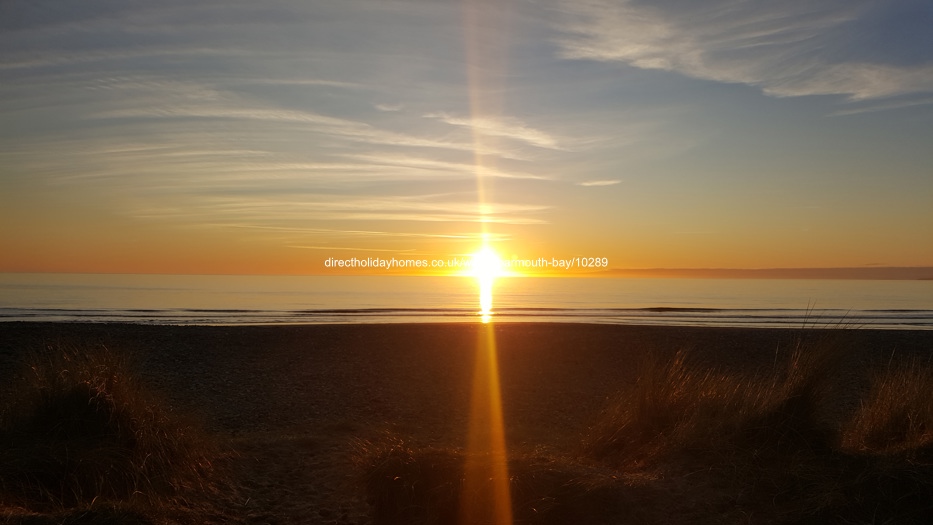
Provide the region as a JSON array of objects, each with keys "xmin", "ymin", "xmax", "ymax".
[{"xmin": 598, "ymin": 266, "xmax": 933, "ymax": 280}]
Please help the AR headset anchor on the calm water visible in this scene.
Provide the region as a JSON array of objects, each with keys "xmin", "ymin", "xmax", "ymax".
[{"xmin": 1, "ymin": 273, "xmax": 932, "ymax": 329}]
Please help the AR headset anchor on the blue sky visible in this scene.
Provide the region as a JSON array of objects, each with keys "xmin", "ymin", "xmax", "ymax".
[{"xmin": 1, "ymin": 0, "xmax": 931, "ymax": 273}]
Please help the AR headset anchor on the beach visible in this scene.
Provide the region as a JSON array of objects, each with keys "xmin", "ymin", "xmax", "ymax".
[{"xmin": 2, "ymin": 322, "xmax": 933, "ymax": 524}]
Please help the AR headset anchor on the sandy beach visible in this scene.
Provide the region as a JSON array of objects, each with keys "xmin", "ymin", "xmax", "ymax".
[{"xmin": 2, "ymin": 322, "xmax": 933, "ymax": 524}]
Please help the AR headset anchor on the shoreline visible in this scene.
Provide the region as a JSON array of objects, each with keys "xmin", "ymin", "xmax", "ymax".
[{"xmin": 3, "ymin": 314, "xmax": 932, "ymax": 330}]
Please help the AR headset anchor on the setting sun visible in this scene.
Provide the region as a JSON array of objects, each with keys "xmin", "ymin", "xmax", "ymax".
[
  {"xmin": 471, "ymin": 247, "xmax": 504, "ymax": 281},
  {"xmin": 470, "ymin": 247, "xmax": 503, "ymax": 320}
]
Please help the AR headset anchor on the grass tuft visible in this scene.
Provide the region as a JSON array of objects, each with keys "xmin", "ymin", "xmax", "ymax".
[
  {"xmin": 840, "ymin": 355, "xmax": 933, "ymax": 457},
  {"xmin": 355, "ymin": 436, "xmax": 463, "ymax": 525},
  {"xmin": 581, "ymin": 338, "xmax": 843, "ymax": 469},
  {"xmin": 359, "ymin": 336, "xmax": 933, "ymax": 524},
  {"xmin": 0, "ymin": 344, "xmax": 229, "ymax": 515}
]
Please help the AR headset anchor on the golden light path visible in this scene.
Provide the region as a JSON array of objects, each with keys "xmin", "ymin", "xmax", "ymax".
[{"xmin": 461, "ymin": 246, "xmax": 512, "ymax": 525}]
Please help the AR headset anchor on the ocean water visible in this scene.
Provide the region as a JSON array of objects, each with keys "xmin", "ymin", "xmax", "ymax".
[{"xmin": 0, "ymin": 273, "xmax": 931, "ymax": 329}]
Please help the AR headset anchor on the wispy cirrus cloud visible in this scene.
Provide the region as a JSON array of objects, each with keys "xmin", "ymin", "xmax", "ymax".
[
  {"xmin": 375, "ymin": 103, "xmax": 403, "ymax": 112},
  {"xmin": 225, "ymin": 225, "xmax": 508, "ymax": 241},
  {"xmin": 94, "ymin": 104, "xmax": 482, "ymax": 153},
  {"xmin": 578, "ymin": 179, "xmax": 621, "ymax": 187},
  {"xmin": 346, "ymin": 154, "xmax": 549, "ymax": 180},
  {"xmin": 287, "ymin": 245, "xmax": 415, "ymax": 252},
  {"xmin": 553, "ymin": 0, "xmax": 933, "ymax": 101},
  {"xmin": 30, "ymin": 137, "xmax": 545, "ymax": 188},
  {"xmin": 829, "ymin": 96, "xmax": 933, "ymax": 117},
  {"xmin": 129, "ymin": 194, "xmax": 550, "ymax": 225},
  {"xmin": 0, "ymin": 1, "xmax": 561, "ymax": 250},
  {"xmin": 424, "ymin": 112, "xmax": 563, "ymax": 150}
]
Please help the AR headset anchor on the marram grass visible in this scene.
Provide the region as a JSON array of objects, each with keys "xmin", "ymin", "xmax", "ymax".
[
  {"xmin": 360, "ymin": 338, "xmax": 933, "ymax": 525},
  {"xmin": 0, "ymin": 344, "xmax": 233, "ymax": 522}
]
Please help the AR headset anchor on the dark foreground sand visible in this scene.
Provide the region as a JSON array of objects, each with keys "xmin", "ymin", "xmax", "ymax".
[{"xmin": 2, "ymin": 322, "xmax": 932, "ymax": 524}]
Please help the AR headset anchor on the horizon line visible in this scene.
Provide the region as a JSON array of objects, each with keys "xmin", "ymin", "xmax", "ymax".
[{"xmin": 1, "ymin": 266, "xmax": 932, "ymax": 280}]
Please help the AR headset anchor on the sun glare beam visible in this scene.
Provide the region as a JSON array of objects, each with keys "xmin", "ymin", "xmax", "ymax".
[
  {"xmin": 461, "ymin": 0, "xmax": 513, "ymax": 521},
  {"xmin": 462, "ymin": 323, "xmax": 512, "ymax": 525}
]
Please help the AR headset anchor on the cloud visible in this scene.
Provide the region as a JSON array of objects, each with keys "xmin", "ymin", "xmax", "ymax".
[
  {"xmin": 287, "ymin": 245, "xmax": 414, "ymax": 252},
  {"xmin": 68, "ymin": 74, "xmax": 537, "ymax": 161},
  {"xmin": 0, "ymin": 1, "xmax": 605, "ymax": 249},
  {"xmin": 33, "ymin": 134, "xmax": 548, "ymax": 187},
  {"xmin": 829, "ymin": 96, "xmax": 933, "ymax": 117},
  {"xmin": 424, "ymin": 112, "xmax": 563, "ymax": 150},
  {"xmin": 93, "ymin": 104, "xmax": 484, "ymax": 153},
  {"xmin": 347, "ymin": 154, "xmax": 550, "ymax": 180},
  {"xmin": 0, "ymin": 47, "xmax": 253, "ymax": 72},
  {"xmin": 578, "ymin": 179, "xmax": 621, "ymax": 187},
  {"xmin": 553, "ymin": 0, "xmax": 933, "ymax": 101},
  {"xmin": 227, "ymin": 225, "xmax": 507, "ymax": 241},
  {"xmin": 125, "ymin": 193, "xmax": 550, "ymax": 226}
]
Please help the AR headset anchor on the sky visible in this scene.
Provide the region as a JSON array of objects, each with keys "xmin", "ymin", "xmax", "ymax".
[{"xmin": 1, "ymin": 0, "xmax": 932, "ymax": 275}]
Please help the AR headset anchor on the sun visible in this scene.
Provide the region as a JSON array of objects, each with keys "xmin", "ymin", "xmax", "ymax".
[
  {"xmin": 471, "ymin": 247, "xmax": 503, "ymax": 281},
  {"xmin": 470, "ymin": 247, "xmax": 503, "ymax": 320}
]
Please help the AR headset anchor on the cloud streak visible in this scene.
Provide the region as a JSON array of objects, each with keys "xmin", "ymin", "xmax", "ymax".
[
  {"xmin": 424, "ymin": 112, "xmax": 564, "ymax": 150},
  {"xmin": 829, "ymin": 96, "xmax": 933, "ymax": 117},
  {"xmin": 126, "ymin": 194, "xmax": 550, "ymax": 226},
  {"xmin": 578, "ymin": 179, "xmax": 621, "ymax": 187},
  {"xmin": 554, "ymin": 0, "xmax": 933, "ymax": 101}
]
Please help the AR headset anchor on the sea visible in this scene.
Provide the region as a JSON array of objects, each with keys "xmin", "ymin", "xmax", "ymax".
[{"xmin": 0, "ymin": 273, "xmax": 931, "ymax": 329}]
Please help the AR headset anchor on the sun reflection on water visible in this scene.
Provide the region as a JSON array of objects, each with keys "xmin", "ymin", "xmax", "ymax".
[{"xmin": 471, "ymin": 247, "xmax": 502, "ymax": 323}]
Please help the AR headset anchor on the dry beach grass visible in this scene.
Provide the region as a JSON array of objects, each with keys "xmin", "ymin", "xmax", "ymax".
[{"xmin": 1, "ymin": 323, "xmax": 933, "ymax": 524}]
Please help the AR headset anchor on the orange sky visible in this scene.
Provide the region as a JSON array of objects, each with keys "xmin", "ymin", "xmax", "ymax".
[{"xmin": 1, "ymin": 1, "xmax": 932, "ymax": 276}]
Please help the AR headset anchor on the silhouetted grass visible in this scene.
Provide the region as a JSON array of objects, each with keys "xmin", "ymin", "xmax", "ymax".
[
  {"xmin": 0, "ymin": 344, "xmax": 231, "ymax": 521},
  {"xmin": 359, "ymin": 336, "xmax": 933, "ymax": 524},
  {"xmin": 840, "ymin": 355, "xmax": 933, "ymax": 456},
  {"xmin": 829, "ymin": 356, "xmax": 933, "ymax": 524},
  {"xmin": 582, "ymin": 339, "xmax": 841, "ymax": 467}
]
